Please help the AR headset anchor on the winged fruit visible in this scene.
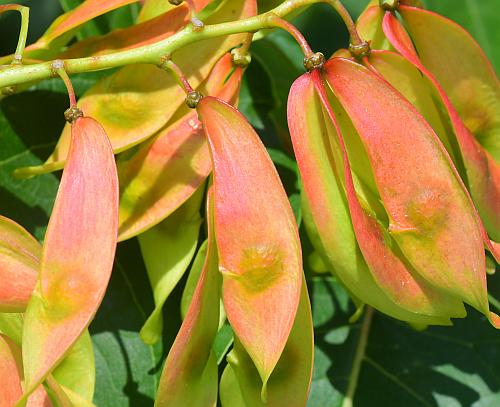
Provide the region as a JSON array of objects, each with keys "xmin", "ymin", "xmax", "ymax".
[
  {"xmin": 288, "ymin": 56, "xmax": 500, "ymax": 328},
  {"xmin": 197, "ymin": 96, "xmax": 303, "ymax": 396},
  {"xmin": 20, "ymin": 115, "xmax": 118, "ymax": 401}
]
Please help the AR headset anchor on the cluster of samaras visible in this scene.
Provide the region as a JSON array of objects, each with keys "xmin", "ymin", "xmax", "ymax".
[{"xmin": 0, "ymin": 0, "xmax": 498, "ymax": 406}]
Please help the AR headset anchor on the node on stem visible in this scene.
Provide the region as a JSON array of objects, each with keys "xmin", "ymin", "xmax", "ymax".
[
  {"xmin": 399, "ymin": 0, "xmax": 423, "ymax": 7},
  {"xmin": 12, "ymin": 54, "xmax": 22, "ymax": 65},
  {"xmin": 0, "ymin": 0, "xmax": 328, "ymax": 90},
  {"xmin": 231, "ymin": 48, "xmax": 251, "ymax": 67},
  {"xmin": 349, "ymin": 41, "xmax": 371, "ymax": 58},
  {"xmin": 52, "ymin": 60, "xmax": 78, "ymax": 110},
  {"xmin": 1, "ymin": 86, "xmax": 16, "ymax": 96},
  {"xmin": 186, "ymin": 91, "xmax": 203, "ymax": 108},
  {"xmin": 64, "ymin": 106, "xmax": 83, "ymax": 123},
  {"xmin": 51, "ymin": 59, "xmax": 65, "ymax": 74},
  {"xmin": 303, "ymin": 52, "xmax": 325, "ymax": 72},
  {"xmin": 379, "ymin": 0, "xmax": 400, "ymax": 11},
  {"xmin": 190, "ymin": 17, "xmax": 204, "ymax": 31}
]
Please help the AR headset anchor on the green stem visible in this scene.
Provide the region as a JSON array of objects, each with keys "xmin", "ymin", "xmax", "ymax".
[
  {"xmin": 0, "ymin": 0, "xmax": 322, "ymax": 89},
  {"xmin": 161, "ymin": 59, "xmax": 195, "ymax": 94},
  {"xmin": 239, "ymin": 32, "xmax": 254, "ymax": 55},
  {"xmin": 53, "ymin": 61, "xmax": 77, "ymax": 107},
  {"xmin": 341, "ymin": 306, "xmax": 374, "ymax": 407},
  {"xmin": 326, "ymin": 0, "xmax": 363, "ymax": 45},
  {"xmin": 0, "ymin": 0, "xmax": 358, "ymax": 88},
  {"xmin": 489, "ymin": 294, "xmax": 500, "ymax": 312},
  {"xmin": 268, "ymin": 13, "xmax": 313, "ymax": 55},
  {"xmin": 0, "ymin": 4, "xmax": 30, "ymax": 64}
]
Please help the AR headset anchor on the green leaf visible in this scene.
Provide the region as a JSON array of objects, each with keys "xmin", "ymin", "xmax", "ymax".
[
  {"xmin": 307, "ymin": 275, "xmax": 500, "ymax": 406},
  {"xmin": 154, "ymin": 190, "xmax": 219, "ymax": 407},
  {"xmin": 424, "ymin": 0, "xmax": 500, "ymax": 74},
  {"xmin": 266, "ymin": 147, "xmax": 301, "ymax": 223},
  {"xmin": 238, "ymin": 62, "xmax": 272, "ymax": 131},
  {"xmin": 51, "ymin": 331, "xmax": 95, "ymax": 401},
  {"xmin": 180, "ymin": 240, "xmax": 208, "ymax": 319},
  {"xmin": 266, "ymin": 147, "xmax": 299, "ymax": 173},
  {"xmin": 0, "ymin": 91, "xmax": 62, "ymax": 240},
  {"xmin": 252, "ymin": 30, "xmax": 303, "ymax": 132},
  {"xmin": 0, "ymin": 313, "xmax": 23, "ymax": 344},
  {"xmin": 59, "ymin": 0, "xmax": 83, "ymax": 12},
  {"xmin": 58, "ymin": 0, "xmax": 140, "ymax": 40},
  {"xmin": 138, "ymin": 187, "xmax": 203, "ymax": 345},
  {"xmin": 213, "ymin": 323, "xmax": 234, "ymax": 365},
  {"xmin": 0, "ymin": 312, "xmax": 95, "ymax": 402},
  {"xmin": 0, "ymin": 44, "xmax": 168, "ymax": 407},
  {"xmin": 32, "ymin": 70, "xmax": 118, "ymax": 97},
  {"xmin": 0, "ymin": 70, "xmax": 113, "ymax": 240},
  {"xmin": 89, "ymin": 239, "xmax": 173, "ymax": 407},
  {"xmin": 219, "ymin": 365, "xmax": 246, "ymax": 407}
]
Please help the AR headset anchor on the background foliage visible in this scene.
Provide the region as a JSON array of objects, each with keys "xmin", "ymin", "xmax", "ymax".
[{"xmin": 0, "ymin": 1, "xmax": 499, "ymax": 405}]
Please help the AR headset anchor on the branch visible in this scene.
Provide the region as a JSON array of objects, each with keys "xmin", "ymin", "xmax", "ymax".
[
  {"xmin": 341, "ymin": 307, "xmax": 374, "ymax": 407},
  {"xmin": 0, "ymin": 0, "xmax": 325, "ymax": 89}
]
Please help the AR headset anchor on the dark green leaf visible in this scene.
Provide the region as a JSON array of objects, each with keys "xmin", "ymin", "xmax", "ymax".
[
  {"xmin": 0, "ymin": 69, "xmax": 115, "ymax": 240},
  {"xmin": 252, "ymin": 30, "xmax": 303, "ymax": 132},
  {"xmin": 307, "ymin": 275, "xmax": 500, "ymax": 407},
  {"xmin": 90, "ymin": 240, "xmax": 167, "ymax": 407},
  {"xmin": 214, "ymin": 323, "xmax": 234, "ymax": 365},
  {"xmin": 0, "ymin": 91, "xmax": 62, "ymax": 240}
]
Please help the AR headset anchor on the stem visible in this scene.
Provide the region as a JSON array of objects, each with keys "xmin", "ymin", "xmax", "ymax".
[
  {"xmin": 325, "ymin": 0, "xmax": 363, "ymax": 46},
  {"xmin": 162, "ymin": 59, "xmax": 194, "ymax": 94},
  {"xmin": 489, "ymin": 294, "xmax": 500, "ymax": 312},
  {"xmin": 239, "ymin": 32, "xmax": 254, "ymax": 55},
  {"xmin": 267, "ymin": 14, "xmax": 312, "ymax": 56},
  {"xmin": 380, "ymin": 0, "xmax": 400, "ymax": 11},
  {"xmin": 0, "ymin": 5, "xmax": 30, "ymax": 64},
  {"xmin": 341, "ymin": 306, "xmax": 374, "ymax": 407},
  {"xmin": 231, "ymin": 33, "xmax": 254, "ymax": 68},
  {"xmin": 231, "ymin": 32, "xmax": 253, "ymax": 67},
  {"xmin": 52, "ymin": 60, "xmax": 83, "ymax": 122},
  {"xmin": 53, "ymin": 61, "xmax": 77, "ymax": 108},
  {"xmin": 0, "ymin": 0, "xmax": 322, "ymax": 89}
]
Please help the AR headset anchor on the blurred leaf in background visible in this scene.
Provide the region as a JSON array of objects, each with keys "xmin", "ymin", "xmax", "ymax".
[
  {"xmin": 423, "ymin": 0, "xmax": 500, "ymax": 73},
  {"xmin": 0, "ymin": 0, "xmax": 62, "ymax": 53}
]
